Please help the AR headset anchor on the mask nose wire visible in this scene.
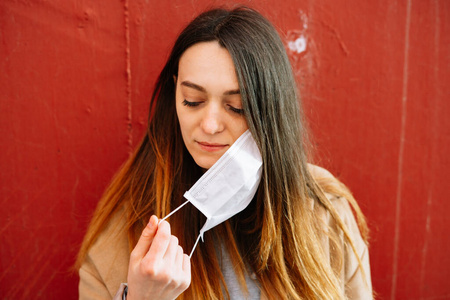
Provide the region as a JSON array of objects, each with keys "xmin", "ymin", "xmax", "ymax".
[{"xmin": 159, "ymin": 199, "xmax": 202, "ymax": 258}]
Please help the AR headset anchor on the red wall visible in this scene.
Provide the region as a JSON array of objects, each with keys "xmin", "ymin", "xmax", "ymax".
[{"xmin": 1, "ymin": 1, "xmax": 449, "ymax": 299}]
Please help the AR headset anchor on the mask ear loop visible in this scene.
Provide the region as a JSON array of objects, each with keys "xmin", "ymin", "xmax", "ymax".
[
  {"xmin": 161, "ymin": 199, "xmax": 189, "ymax": 222},
  {"xmin": 189, "ymin": 233, "xmax": 202, "ymax": 258},
  {"xmin": 160, "ymin": 199, "xmax": 202, "ymax": 259}
]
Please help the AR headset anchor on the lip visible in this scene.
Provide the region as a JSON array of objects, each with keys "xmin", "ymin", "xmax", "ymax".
[{"xmin": 197, "ymin": 141, "xmax": 228, "ymax": 152}]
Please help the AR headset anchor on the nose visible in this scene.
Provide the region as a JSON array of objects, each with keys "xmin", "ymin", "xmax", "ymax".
[{"xmin": 200, "ymin": 104, "xmax": 224, "ymax": 135}]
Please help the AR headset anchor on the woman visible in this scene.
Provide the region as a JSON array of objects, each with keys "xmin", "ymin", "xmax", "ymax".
[{"xmin": 77, "ymin": 7, "xmax": 372, "ymax": 300}]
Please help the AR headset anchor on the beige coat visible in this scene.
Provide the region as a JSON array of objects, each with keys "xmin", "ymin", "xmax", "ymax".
[{"xmin": 79, "ymin": 166, "xmax": 373, "ymax": 299}]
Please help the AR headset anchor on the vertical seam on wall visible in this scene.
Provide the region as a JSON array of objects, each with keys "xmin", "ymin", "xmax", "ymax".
[
  {"xmin": 391, "ymin": 0, "xmax": 412, "ymax": 299},
  {"xmin": 419, "ymin": 1, "xmax": 440, "ymax": 297},
  {"xmin": 124, "ymin": 0, "xmax": 132, "ymax": 155}
]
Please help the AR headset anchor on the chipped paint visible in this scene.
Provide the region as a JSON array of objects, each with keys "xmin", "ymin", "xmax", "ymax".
[
  {"xmin": 288, "ymin": 35, "xmax": 307, "ymax": 54},
  {"xmin": 286, "ymin": 9, "xmax": 309, "ymax": 54}
]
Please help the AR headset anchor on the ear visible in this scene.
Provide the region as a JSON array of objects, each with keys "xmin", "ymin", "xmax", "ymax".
[{"xmin": 173, "ymin": 75, "xmax": 177, "ymax": 85}]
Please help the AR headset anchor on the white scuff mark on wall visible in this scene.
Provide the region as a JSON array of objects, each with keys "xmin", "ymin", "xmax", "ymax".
[
  {"xmin": 286, "ymin": 10, "xmax": 309, "ymax": 54},
  {"xmin": 288, "ymin": 35, "xmax": 307, "ymax": 54},
  {"xmin": 300, "ymin": 9, "xmax": 308, "ymax": 30},
  {"xmin": 285, "ymin": 9, "xmax": 317, "ymax": 77}
]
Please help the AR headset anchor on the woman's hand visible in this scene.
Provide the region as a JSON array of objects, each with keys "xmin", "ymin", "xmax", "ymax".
[{"xmin": 126, "ymin": 215, "xmax": 191, "ymax": 300}]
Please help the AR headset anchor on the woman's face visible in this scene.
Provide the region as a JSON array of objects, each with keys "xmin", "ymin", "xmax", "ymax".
[{"xmin": 175, "ymin": 41, "xmax": 248, "ymax": 169}]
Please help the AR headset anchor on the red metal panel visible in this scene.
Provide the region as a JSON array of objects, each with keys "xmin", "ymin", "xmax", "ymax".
[
  {"xmin": 395, "ymin": 1, "xmax": 450, "ymax": 298},
  {"xmin": 0, "ymin": 1, "xmax": 130, "ymax": 298},
  {"xmin": 0, "ymin": 0, "xmax": 449, "ymax": 299},
  {"xmin": 287, "ymin": 2, "xmax": 407, "ymax": 297}
]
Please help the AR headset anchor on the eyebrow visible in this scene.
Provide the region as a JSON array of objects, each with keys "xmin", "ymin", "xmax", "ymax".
[{"xmin": 180, "ymin": 80, "xmax": 240, "ymax": 96}]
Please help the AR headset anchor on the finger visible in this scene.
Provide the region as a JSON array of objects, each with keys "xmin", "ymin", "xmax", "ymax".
[
  {"xmin": 174, "ymin": 245, "xmax": 184, "ymax": 271},
  {"xmin": 146, "ymin": 220, "xmax": 172, "ymax": 262},
  {"xmin": 131, "ymin": 215, "xmax": 158, "ymax": 259},
  {"xmin": 182, "ymin": 253, "xmax": 191, "ymax": 277},
  {"xmin": 180, "ymin": 253, "xmax": 191, "ymax": 290},
  {"xmin": 163, "ymin": 236, "xmax": 180, "ymax": 262}
]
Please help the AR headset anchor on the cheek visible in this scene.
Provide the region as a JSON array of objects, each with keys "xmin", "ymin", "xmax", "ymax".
[
  {"xmin": 175, "ymin": 88, "xmax": 185, "ymax": 129},
  {"xmin": 175, "ymin": 97, "xmax": 184, "ymax": 126},
  {"xmin": 235, "ymin": 118, "xmax": 249, "ymax": 134},
  {"xmin": 176, "ymin": 108, "xmax": 193, "ymax": 137}
]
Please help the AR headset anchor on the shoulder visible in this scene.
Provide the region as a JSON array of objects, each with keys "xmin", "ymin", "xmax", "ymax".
[
  {"xmin": 79, "ymin": 207, "xmax": 130, "ymax": 299},
  {"xmin": 307, "ymin": 163, "xmax": 334, "ymax": 179},
  {"xmin": 307, "ymin": 163, "xmax": 342, "ymax": 193},
  {"xmin": 308, "ymin": 164, "xmax": 373, "ymax": 298},
  {"xmin": 308, "ymin": 164, "xmax": 355, "ymax": 218},
  {"xmin": 307, "ymin": 164, "xmax": 362, "ymax": 242}
]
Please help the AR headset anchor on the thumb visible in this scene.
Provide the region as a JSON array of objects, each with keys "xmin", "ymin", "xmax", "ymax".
[{"xmin": 131, "ymin": 215, "xmax": 159, "ymax": 259}]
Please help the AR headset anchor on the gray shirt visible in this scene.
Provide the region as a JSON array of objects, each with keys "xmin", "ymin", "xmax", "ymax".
[{"xmin": 218, "ymin": 244, "xmax": 261, "ymax": 299}]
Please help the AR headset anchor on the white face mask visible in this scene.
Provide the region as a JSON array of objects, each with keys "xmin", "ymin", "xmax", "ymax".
[{"xmin": 162, "ymin": 130, "xmax": 263, "ymax": 257}]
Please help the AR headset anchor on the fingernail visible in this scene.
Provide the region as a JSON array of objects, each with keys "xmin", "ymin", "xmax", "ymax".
[{"xmin": 148, "ymin": 215, "xmax": 157, "ymax": 229}]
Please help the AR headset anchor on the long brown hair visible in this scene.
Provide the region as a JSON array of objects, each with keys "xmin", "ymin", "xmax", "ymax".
[{"xmin": 77, "ymin": 7, "xmax": 369, "ymax": 299}]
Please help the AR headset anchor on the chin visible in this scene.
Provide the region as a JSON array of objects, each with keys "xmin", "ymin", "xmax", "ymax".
[{"xmin": 193, "ymin": 157, "xmax": 217, "ymax": 170}]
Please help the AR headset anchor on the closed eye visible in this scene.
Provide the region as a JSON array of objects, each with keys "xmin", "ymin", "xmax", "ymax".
[
  {"xmin": 182, "ymin": 99, "xmax": 201, "ymax": 107},
  {"xmin": 228, "ymin": 105, "xmax": 244, "ymax": 115}
]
